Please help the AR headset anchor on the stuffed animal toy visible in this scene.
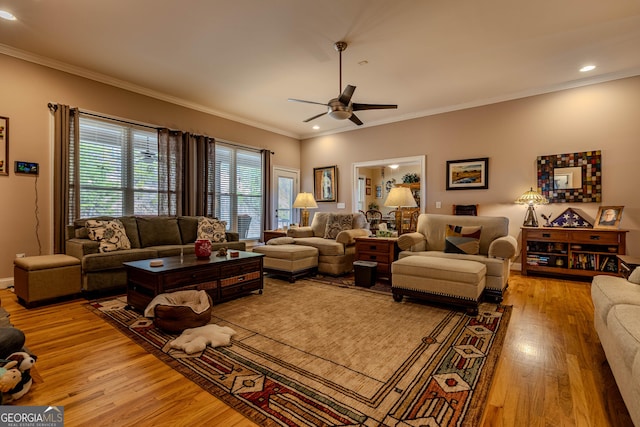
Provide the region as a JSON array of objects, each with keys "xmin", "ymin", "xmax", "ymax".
[
  {"xmin": 0, "ymin": 360, "xmax": 21, "ymax": 395},
  {"xmin": 169, "ymin": 324, "xmax": 236, "ymax": 354},
  {"xmin": 4, "ymin": 352, "xmax": 37, "ymax": 402}
]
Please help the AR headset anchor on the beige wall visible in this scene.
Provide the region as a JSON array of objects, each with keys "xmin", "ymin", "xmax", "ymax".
[
  {"xmin": 0, "ymin": 54, "xmax": 300, "ymax": 278},
  {"xmin": 302, "ymin": 76, "xmax": 640, "ymax": 257}
]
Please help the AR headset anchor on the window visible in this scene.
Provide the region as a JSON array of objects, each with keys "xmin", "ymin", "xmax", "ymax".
[
  {"xmin": 214, "ymin": 143, "xmax": 263, "ymax": 240},
  {"xmin": 74, "ymin": 115, "xmax": 159, "ymax": 219}
]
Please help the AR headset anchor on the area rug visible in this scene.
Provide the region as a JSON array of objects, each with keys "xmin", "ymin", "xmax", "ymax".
[{"xmin": 88, "ymin": 279, "xmax": 511, "ymax": 426}]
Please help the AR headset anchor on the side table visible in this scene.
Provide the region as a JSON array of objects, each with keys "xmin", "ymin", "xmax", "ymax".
[
  {"xmin": 263, "ymin": 230, "xmax": 287, "ymax": 243},
  {"xmin": 617, "ymin": 255, "xmax": 640, "ymax": 279},
  {"xmin": 355, "ymin": 236, "xmax": 399, "ymax": 280}
]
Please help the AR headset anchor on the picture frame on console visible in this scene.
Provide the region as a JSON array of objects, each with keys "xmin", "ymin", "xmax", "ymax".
[
  {"xmin": 594, "ymin": 206, "xmax": 624, "ymax": 229},
  {"xmin": 0, "ymin": 116, "xmax": 8, "ymax": 176},
  {"xmin": 446, "ymin": 157, "xmax": 489, "ymax": 190},
  {"xmin": 314, "ymin": 165, "xmax": 337, "ymax": 202}
]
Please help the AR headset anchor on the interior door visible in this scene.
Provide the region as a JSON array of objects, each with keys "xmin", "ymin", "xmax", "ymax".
[{"xmin": 272, "ymin": 167, "xmax": 299, "ymax": 229}]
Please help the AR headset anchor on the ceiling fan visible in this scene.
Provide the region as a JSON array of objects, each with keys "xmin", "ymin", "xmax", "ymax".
[{"xmin": 288, "ymin": 41, "xmax": 398, "ymax": 126}]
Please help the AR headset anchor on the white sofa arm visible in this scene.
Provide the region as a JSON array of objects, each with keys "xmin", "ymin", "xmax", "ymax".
[
  {"xmin": 488, "ymin": 235, "xmax": 518, "ymax": 260},
  {"xmin": 336, "ymin": 228, "xmax": 370, "ymax": 245},
  {"xmin": 397, "ymin": 232, "xmax": 426, "ymax": 251}
]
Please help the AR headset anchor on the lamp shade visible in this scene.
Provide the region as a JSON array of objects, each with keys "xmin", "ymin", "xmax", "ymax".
[
  {"xmin": 384, "ymin": 187, "xmax": 418, "ymax": 208},
  {"xmin": 515, "ymin": 187, "xmax": 548, "ymax": 206},
  {"xmin": 293, "ymin": 192, "xmax": 318, "ymax": 209}
]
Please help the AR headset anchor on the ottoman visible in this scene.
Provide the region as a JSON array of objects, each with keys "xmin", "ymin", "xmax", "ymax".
[
  {"xmin": 14, "ymin": 254, "xmax": 82, "ymax": 308},
  {"xmin": 391, "ymin": 256, "xmax": 486, "ymax": 315},
  {"xmin": 253, "ymin": 244, "xmax": 318, "ymax": 282}
]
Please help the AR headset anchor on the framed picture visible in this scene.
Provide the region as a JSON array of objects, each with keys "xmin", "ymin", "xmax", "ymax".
[
  {"xmin": 446, "ymin": 157, "xmax": 489, "ymax": 190},
  {"xmin": 0, "ymin": 116, "xmax": 8, "ymax": 176},
  {"xmin": 594, "ymin": 206, "xmax": 624, "ymax": 229},
  {"xmin": 314, "ymin": 165, "xmax": 337, "ymax": 202},
  {"xmin": 366, "ymin": 178, "xmax": 371, "ymax": 187},
  {"xmin": 366, "ymin": 187, "xmax": 371, "ymax": 195}
]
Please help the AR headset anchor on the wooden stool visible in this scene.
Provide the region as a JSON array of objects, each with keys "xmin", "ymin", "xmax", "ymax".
[{"xmin": 14, "ymin": 255, "xmax": 82, "ymax": 308}]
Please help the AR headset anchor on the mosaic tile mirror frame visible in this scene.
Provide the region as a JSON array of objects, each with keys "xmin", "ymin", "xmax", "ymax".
[{"xmin": 537, "ymin": 150, "xmax": 602, "ymax": 203}]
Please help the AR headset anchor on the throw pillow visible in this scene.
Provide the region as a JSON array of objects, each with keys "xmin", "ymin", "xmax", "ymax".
[
  {"xmin": 628, "ymin": 267, "xmax": 640, "ymax": 285},
  {"xmin": 197, "ymin": 217, "xmax": 227, "ymax": 243},
  {"xmin": 444, "ymin": 224, "xmax": 482, "ymax": 255},
  {"xmin": 86, "ymin": 219, "xmax": 132, "ymax": 253},
  {"xmin": 323, "ymin": 213, "xmax": 353, "ymax": 239}
]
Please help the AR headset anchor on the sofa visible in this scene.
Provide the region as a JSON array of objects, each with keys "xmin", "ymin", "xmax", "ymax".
[
  {"xmin": 284, "ymin": 212, "xmax": 370, "ymax": 275},
  {"xmin": 65, "ymin": 216, "xmax": 245, "ymax": 295},
  {"xmin": 396, "ymin": 213, "xmax": 518, "ymax": 301},
  {"xmin": 591, "ymin": 273, "xmax": 640, "ymax": 425}
]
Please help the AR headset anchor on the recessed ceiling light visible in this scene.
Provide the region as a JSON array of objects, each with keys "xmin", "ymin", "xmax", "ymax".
[
  {"xmin": 580, "ymin": 65, "xmax": 596, "ymax": 72},
  {"xmin": 389, "ymin": 164, "xmax": 399, "ymax": 169},
  {"xmin": 312, "ymin": 125, "xmax": 320, "ymax": 130},
  {"xmin": 0, "ymin": 10, "xmax": 17, "ymax": 21}
]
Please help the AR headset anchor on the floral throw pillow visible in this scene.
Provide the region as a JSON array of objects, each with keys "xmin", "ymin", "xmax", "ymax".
[
  {"xmin": 86, "ymin": 219, "xmax": 132, "ymax": 253},
  {"xmin": 444, "ymin": 225, "xmax": 482, "ymax": 255},
  {"xmin": 197, "ymin": 217, "xmax": 227, "ymax": 243},
  {"xmin": 323, "ymin": 214, "xmax": 353, "ymax": 239}
]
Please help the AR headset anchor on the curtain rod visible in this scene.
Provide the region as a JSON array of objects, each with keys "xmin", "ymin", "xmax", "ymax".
[{"xmin": 48, "ymin": 102, "xmax": 275, "ymax": 154}]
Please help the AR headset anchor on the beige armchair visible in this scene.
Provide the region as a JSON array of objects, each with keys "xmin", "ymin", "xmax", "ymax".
[
  {"xmin": 287, "ymin": 212, "xmax": 370, "ymax": 275},
  {"xmin": 396, "ymin": 213, "xmax": 517, "ymax": 301}
]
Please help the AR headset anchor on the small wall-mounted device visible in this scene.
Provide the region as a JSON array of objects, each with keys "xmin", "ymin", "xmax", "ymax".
[{"xmin": 15, "ymin": 161, "xmax": 39, "ymax": 175}]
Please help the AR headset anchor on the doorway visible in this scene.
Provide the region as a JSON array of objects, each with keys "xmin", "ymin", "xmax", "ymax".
[{"xmin": 272, "ymin": 167, "xmax": 299, "ymax": 229}]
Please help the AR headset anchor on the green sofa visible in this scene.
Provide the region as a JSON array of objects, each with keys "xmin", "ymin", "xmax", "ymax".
[{"xmin": 65, "ymin": 216, "xmax": 245, "ymax": 295}]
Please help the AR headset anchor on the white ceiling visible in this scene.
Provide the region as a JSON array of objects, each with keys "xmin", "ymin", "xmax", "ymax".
[{"xmin": 1, "ymin": 0, "xmax": 640, "ymax": 139}]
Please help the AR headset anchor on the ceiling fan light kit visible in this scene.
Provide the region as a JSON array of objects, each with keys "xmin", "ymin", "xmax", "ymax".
[{"xmin": 288, "ymin": 41, "xmax": 397, "ymax": 126}]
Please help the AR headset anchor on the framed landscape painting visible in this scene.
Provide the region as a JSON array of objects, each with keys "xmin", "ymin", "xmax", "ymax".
[
  {"xmin": 313, "ymin": 165, "xmax": 337, "ymax": 202},
  {"xmin": 446, "ymin": 157, "xmax": 489, "ymax": 190}
]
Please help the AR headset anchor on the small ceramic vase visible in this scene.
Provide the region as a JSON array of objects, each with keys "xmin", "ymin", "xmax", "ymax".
[{"xmin": 194, "ymin": 239, "xmax": 212, "ymax": 259}]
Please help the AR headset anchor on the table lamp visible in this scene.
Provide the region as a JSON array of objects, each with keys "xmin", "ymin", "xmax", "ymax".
[
  {"xmin": 293, "ymin": 192, "xmax": 318, "ymax": 227},
  {"xmin": 384, "ymin": 187, "xmax": 418, "ymax": 233},
  {"xmin": 515, "ymin": 187, "xmax": 548, "ymax": 227}
]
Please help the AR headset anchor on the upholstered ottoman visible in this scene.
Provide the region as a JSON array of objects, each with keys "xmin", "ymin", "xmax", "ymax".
[
  {"xmin": 14, "ymin": 254, "xmax": 82, "ymax": 308},
  {"xmin": 391, "ymin": 256, "xmax": 486, "ymax": 315},
  {"xmin": 253, "ymin": 243, "xmax": 318, "ymax": 282}
]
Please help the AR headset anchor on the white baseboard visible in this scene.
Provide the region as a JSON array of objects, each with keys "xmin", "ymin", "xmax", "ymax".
[{"xmin": 0, "ymin": 277, "xmax": 14, "ymax": 289}]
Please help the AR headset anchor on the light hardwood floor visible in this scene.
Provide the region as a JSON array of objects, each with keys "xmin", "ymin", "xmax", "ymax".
[{"xmin": 0, "ymin": 272, "xmax": 633, "ymax": 426}]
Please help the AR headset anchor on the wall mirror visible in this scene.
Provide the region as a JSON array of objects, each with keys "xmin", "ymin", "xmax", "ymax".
[{"xmin": 537, "ymin": 150, "xmax": 601, "ymax": 203}]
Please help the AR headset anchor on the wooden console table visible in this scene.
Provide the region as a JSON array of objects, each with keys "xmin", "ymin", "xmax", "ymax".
[{"xmin": 521, "ymin": 227, "xmax": 627, "ymax": 279}]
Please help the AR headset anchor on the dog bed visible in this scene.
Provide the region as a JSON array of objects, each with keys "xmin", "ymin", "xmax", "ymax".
[{"xmin": 144, "ymin": 290, "xmax": 213, "ymax": 333}]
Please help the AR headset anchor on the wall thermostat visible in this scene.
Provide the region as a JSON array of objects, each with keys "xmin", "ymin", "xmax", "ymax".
[{"xmin": 15, "ymin": 161, "xmax": 39, "ymax": 175}]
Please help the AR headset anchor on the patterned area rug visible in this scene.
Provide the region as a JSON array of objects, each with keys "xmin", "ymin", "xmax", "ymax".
[{"xmin": 88, "ymin": 279, "xmax": 511, "ymax": 426}]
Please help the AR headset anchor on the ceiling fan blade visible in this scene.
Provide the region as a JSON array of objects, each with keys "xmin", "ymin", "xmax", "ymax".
[
  {"xmin": 349, "ymin": 113, "xmax": 363, "ymax": 126},
  {"xmin": 352, "ymin": 103, "xmax": 398, "ymax": 111},
  {"xmin": 303, "ymin": 112, "xmax": 328, "ymax": 123},
  {"xmin": 338, "ymin": 85, "xmax": 356, "ymax": 105},
  {"xmin": 288, "ymin": 98, "xmax": 328, "ymax": 107}
]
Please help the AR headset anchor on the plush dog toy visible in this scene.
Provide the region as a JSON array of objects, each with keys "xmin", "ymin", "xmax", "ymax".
[
  {"xmin": 4, "ymin": 352, "xmax": 37, "ymax": 402},
  {"xmin": 0, "ymin": 360, "xmax": 21, "ymax": 397},
  {"xmin": 169, "ymin": 324, "xmax": 236, "ymax": 354}
]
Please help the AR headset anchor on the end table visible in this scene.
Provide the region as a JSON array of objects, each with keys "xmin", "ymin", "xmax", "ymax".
[{"xmin": 263, "ymin": 230, "xmax": 287, "ymax": 243}]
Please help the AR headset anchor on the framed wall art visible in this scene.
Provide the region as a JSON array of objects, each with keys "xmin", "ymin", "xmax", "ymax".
[
  {"xmin": 446, "ymin": 157, "xmax": 489, "ymax": 190},
  {"xmin": 537, "ymin": 150, "xmax": 601, "ymax": 203},
  {"xmin": 0, "ymin": 116, "xmax": 8, "ymax": 176},
  {"xmin": 314, "ymin": 165, "xmax": 337, "ymax": 202},
  {"xmin": 594, "ymin": 206, "xmax": 624, "ymax": 229}
]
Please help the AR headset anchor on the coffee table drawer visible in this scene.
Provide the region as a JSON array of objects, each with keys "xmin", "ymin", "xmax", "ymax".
[
  {"xmin": 219, "ymin": 258, "xmax": 261, "ymax": 277},
  {"xmin": 164, "ymin": 268, "xmax": 219, "ymax": 290},
  {"xmin": 220, "ymin": 279, "xmax": 262, "ymax": 299},
  {"xmin": 220, "ymin": 271, "xmax": 261, "ymax": 288}
]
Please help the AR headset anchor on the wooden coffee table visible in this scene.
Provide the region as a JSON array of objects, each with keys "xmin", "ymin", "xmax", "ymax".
[{"xmin": 124, "ymin": 251, "xmax": 264, "ymax": 312}]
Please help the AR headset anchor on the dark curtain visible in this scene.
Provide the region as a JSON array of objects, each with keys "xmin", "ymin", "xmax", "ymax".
[
  {"xmin": 158, "ymin": 129, "xmax": 185, "ymax": 215},
  {"xmin": 51, "ymin": 104, "xmax": 79, "ymax": 253},
  {"xmin": 262, "ymin": 149, "xmax": 273, "ymax": 234},
  {"xmin": 192, "ymin": 134, "xmax": 214, "ymax": 216}
]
